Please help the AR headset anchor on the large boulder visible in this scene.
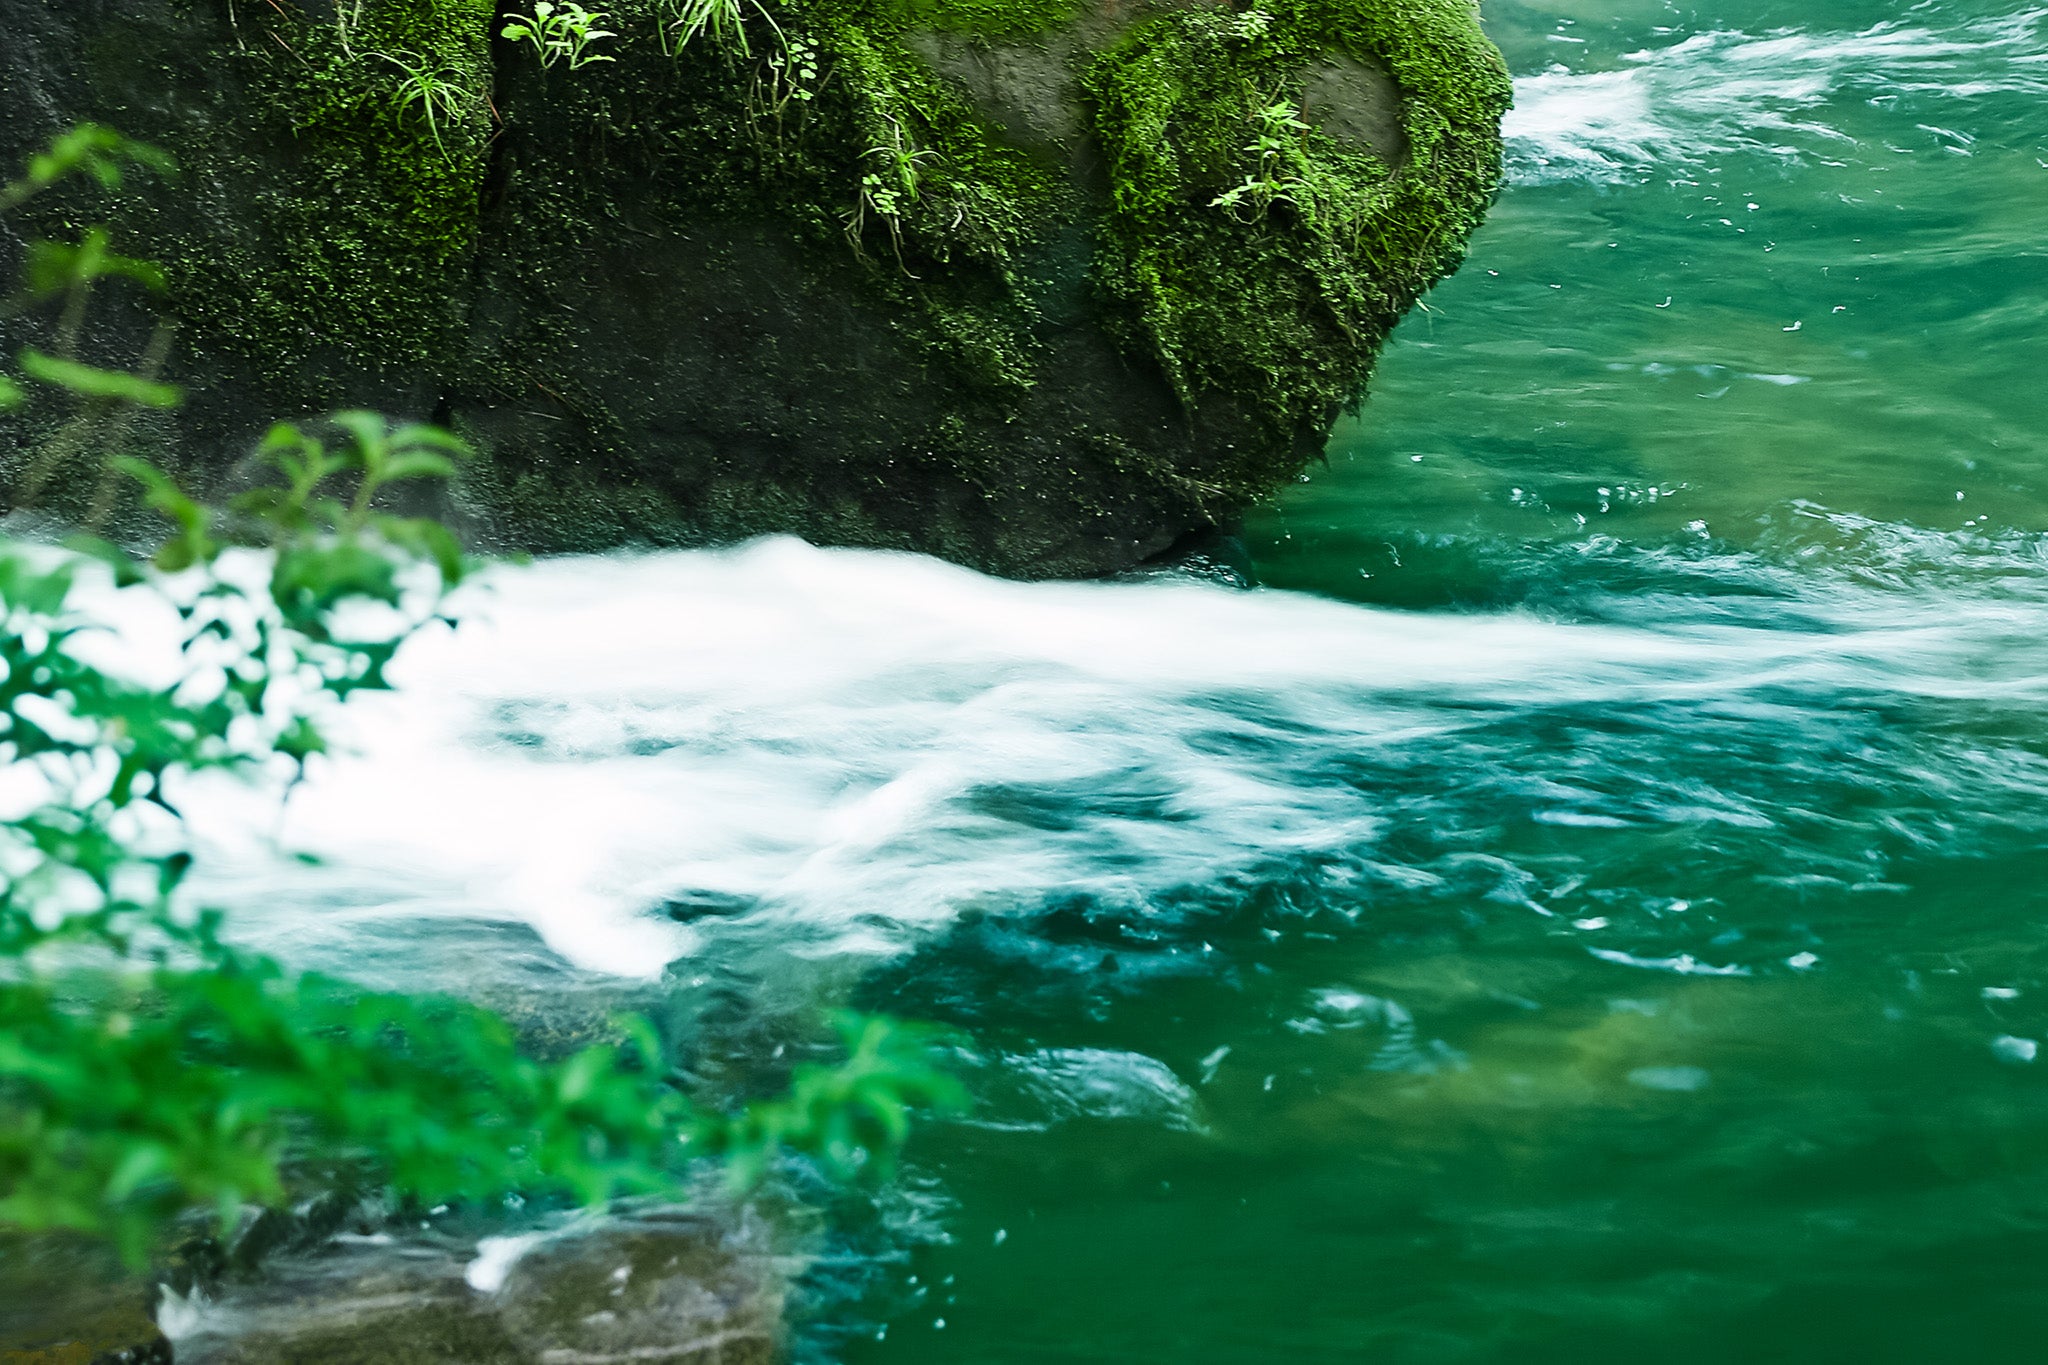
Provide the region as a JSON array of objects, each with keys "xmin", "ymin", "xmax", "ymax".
[{"xmin": 0, "ymin": 0, "xmax": 1508, "ymax": 576}]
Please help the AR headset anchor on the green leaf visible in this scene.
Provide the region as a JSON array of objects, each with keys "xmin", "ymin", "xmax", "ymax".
[
  {"xmin": 376, "ymin": 516, "xmax": 468, "ymax": 585},
  {"xmin": 259, "ymin": 420, "xmax": 316, "ymax": 455},
  {"xmin": 377, "ymin": 451, "xmax": 458, "ymax": 483},
  {"xmin": 26, "ymin": 230, "xmax": 167, "ymax": 298},
  {"xmin": 330, "ymin": 410, "xmax": 392, "ymax": 467},
  {"xmin": 555, "ymin": 1047, "xmax": 610, "ymax": 1105},
  {"xmin": 19, "ymin": 349, "xmax": 181, "ymax": 407},
  {"xmin": 268, "ymin": 541, "xmax": 402, "ymax": 632},
  {"xmin": 104, "ymin": 1144, "xmax": 171, "ymax": 1202},
  {"xmin": 116, "ymin": 456, "xmax": 218, "ymax": 569},
  {"xmin": 116, "ymin": 457, "xmax": 205, "ymax": 529},
  {"xmin": 615, "ymin": 1014, "xmax": 666, "ymax": 1073},
  {"xmin": 15, "ymin": 125, "xmax": 173, "ymax": 198}
]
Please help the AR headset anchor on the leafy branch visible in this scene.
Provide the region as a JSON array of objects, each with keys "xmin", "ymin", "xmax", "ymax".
[
  {"xmin": 501, "ymin": 1, "xmax": 617, "ymax": 71},
  {"xmin": 0, "ymin": 128, "xmax": 962, "ymax": 1270}
]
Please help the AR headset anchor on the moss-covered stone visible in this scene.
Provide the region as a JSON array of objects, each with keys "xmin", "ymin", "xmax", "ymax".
[
  {"xmin": 1087, "ymin": 0, "xmax": 1509, "ymax": 431},
  {"xmin": 0, "ymin": 0, "xmax": 1507, "ymax": 576}
]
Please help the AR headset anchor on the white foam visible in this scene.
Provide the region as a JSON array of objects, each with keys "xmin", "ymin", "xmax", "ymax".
[{"xmin": 465, "ymin": 1232, "xmax": 546, "ymax": 1294}]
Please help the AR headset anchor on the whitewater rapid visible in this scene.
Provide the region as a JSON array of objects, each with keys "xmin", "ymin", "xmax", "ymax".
[{"xmin": 180, "ymin": 530, "xmax": 2048, "ymax": 981}]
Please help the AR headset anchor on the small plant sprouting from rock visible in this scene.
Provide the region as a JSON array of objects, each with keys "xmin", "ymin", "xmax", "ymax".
[
  {"xmin": 657, "ymin": 0, "xmax": 823, "ymax": 127},
  {"xmin": 1228, "ymin": 8, "xmax": 1274, "ymax": 42},
  {"xmin": 659, "ymin": 0, "xmax": 763, "ymax": 59},
  {"xmin": 1210, "ymin": 97, "xmax": 1313, "ymax": 222},
  {"xmin": 851, "ymin": 114, "xmax": 936, "ymax": 263},
  {"xmin": 501, "ymin": 1, "xmax": 617, "ymax": 71},
  {"xmin": 379, "ymin": 51, "xmax": 473, "ymax": 164},
  {"xmin": 761, "ymin": 31, "xmax": 824, "ymax": 113}
]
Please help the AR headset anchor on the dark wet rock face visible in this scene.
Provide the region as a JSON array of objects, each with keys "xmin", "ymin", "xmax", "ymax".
[
  {"xmin": 168, "ymin": 1206, "xmax": 782, "ymax": 1365},
  {"xmin": 0, "ymin": 0, "xmax": 1507, "ymax": 576}
]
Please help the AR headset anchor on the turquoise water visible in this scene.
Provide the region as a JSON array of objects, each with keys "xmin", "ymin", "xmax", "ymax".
[
  {"xmin": 821, "ymin": 2, "xmax": 2048, "ymax": 1359},
  {"xmin": 147, "ymin": 0, "xmax": 2048, "ymax": 1357}
]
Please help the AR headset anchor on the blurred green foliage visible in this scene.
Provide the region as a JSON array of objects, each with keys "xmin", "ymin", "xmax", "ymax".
[{"xmin": 0, "ymin": 130, "xmax": 961, "ymax": 1268}]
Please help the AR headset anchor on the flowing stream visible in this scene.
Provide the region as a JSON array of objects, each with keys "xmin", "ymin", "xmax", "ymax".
[{"xmin": 175, "ymin": 0, "xmax": 2048, "ymax": 1357}]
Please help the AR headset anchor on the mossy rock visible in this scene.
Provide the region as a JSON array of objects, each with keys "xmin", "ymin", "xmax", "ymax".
[{"xmin": 0, "ymin": 0, "xmax": 1508, "ymax": 576}]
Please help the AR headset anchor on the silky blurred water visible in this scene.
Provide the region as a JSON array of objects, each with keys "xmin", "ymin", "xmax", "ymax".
[{"xmin": 177, "ymin": 0, "xmax": 2048, "ymax": 1358}]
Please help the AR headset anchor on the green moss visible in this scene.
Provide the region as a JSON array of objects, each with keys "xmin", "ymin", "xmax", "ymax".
[
  {"xmin": 1083, "ymin": 0, "xmax": 1511, "ymax": 463},
  {"xmin": 129, "ymin": 0, "xmax": 496, "ymax": 392},
  {"xmin": 888, "ymin": 0, "xmax": 1084, "ymax": 39},
  {"xmin": 129, "ymin": 0, "xmax": 1498, "ymax": 449},
  {"xmin": 806, "ymin": 14, "xmax": 1057, "ymax": 273},
  {"xmin": 444, "ymin": 0, "xmax": 1503, "ymax": 563}
]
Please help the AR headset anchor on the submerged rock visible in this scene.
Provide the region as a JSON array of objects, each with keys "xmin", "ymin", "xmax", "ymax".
[
  {"xmin": 0, "ymin": 1233, "xmax": 170, "ymax": 1365},
  {"xmin": 168, "ymin": 1204, "xmax": 784, "ymax": 1364},
  {"xmin": 0, "ymin": 1303, "xmax": 167, "ymax": 1365},
  {"xmin": 0, "ymin": 0, "xmax": 1508, "ymax": 576}
]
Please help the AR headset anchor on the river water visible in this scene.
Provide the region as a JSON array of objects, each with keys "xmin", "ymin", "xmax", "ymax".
[{"xmin": 184, "ymin": 0, "xmax": 2048, "ymax": 1358}]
